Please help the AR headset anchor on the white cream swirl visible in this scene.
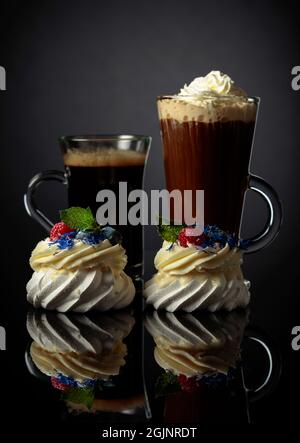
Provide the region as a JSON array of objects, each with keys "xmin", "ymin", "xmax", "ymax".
[
  {"xmin": 154, "ymin": 241, "xmax": 242, "ymax": 275},
  {"xmin": 145, "ymin": 241, "xmax": 250, "ymax": 312},
  {"xmin": 27, "ymin": 268, "xmax": 135, "ymax": 312},
  {"xmin": 178, "ymin": 70, "xmax": 246, "ymax": 98},
  {"xmin": 30, "ymin": 238, "xmax": 127, "ymax": 274},
  {"xmin": 144, "ymin": 268, "xmax": 250, "ymax": 312}
]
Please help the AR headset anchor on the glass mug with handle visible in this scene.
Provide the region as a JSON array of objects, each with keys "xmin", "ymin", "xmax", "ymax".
[
  {"xmin": 24, "ymin": 135, "xmax": 151, "ymax": 278},
  {"xmin": 157, "ymin": 95, "xmax": 282, "ymax": 252}
]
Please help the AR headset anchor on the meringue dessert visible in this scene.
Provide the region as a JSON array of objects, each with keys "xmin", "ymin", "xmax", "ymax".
[
  {"xmin": 27, "ymin": 207, "xmax": 135, "ymax": 312},
  {"xmin": 144, "ymin": 231, "xmax": 250, "ymax": 312},
  {"xmin": 145, "ymin": 310, "xmax": 248, "ymax": 378}
]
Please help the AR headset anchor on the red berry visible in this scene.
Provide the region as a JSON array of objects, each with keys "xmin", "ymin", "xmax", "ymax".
[
  {"xmin": 177, "ymin": 374, "xmax": 199, "ymax": 393},
  {"xmin": 177, "ymin": 374, "xmax": 187, "ymax": 384},
  {"xmin": 51, "ymin": 377, "xmax": 70, "ymax": 391},
  {"xmin": 178, "ymin": 227, "xmax": 206, "ymax": 248},
  {"xmin": 50, "ymin": 222, "xmax": 74, "ymax": 241}
]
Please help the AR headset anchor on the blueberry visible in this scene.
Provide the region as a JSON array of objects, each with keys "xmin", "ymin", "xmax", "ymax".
[
  {"xmin": 76, "ymin": 231, "xmax": 87, "ymax": 241},
  {"xmin": 75, "ymin": 230, "xmax": 104, "ymax": 245},
  {"xmin": 101, "ymin": 226, "xmax": 122, "ymax": 245}
]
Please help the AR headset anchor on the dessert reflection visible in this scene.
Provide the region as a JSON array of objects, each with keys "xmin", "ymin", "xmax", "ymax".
[
  {"xmin": 25, "ymin": 309, "xmax": 147, "ymax": 419},
  {"xmin": 145, "ymin": 309, "xmax": 280, "ymax": 424}
]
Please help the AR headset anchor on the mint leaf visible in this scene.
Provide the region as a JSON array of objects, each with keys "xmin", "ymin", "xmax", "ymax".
[
  {"xmin": 157, "ymin": 222, "xmax": 183, "ymax": 243},
  {"xmin": 63, "ymin": 387, "xmax": 95, "ymax": 409},
  {"xmin": 60, "ymin": 207, "xmax": 98, "ymax": 231},
  {"xmin": 155, "ymin": 372, "xmax": 180, "ymax": 398}
]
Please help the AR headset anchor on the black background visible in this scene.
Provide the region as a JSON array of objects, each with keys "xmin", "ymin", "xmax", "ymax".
[{"xmin": 0, "ymin": 0, "xmax": 300, "ymax": 432}]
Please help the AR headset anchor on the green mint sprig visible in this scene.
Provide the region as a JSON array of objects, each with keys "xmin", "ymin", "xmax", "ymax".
[
  {"xmin": 155, "ymin": 372, "xmax": 180, "ymax": 398},
  {"xmin": 62, "ymin": 387, "xmax": 95, "ymax": 409},
  {"xmin": 156, "ymin": 217, "xmax": 183, "ymax": 243},
  {"xmin": 60, "ymin": 207, "xmax": 98, "ymax": 231}
]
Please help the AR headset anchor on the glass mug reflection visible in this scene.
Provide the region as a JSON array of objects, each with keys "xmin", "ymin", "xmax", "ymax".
[{"xmin": 145, "ymin": 310, "xmax": 281, "ymax": 424}]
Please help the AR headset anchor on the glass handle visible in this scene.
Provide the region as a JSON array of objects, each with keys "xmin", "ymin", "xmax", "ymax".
[
  {"xmin": 243, "ymin": 328, "xmax": 282, "ymax": 403},
  {"xmin": 244, "ymin": 174, "xmax": 283, "ymax": 253},
  {"xmin": 24, "ymin": 170, "xmax": 67, "ymax": 232}
]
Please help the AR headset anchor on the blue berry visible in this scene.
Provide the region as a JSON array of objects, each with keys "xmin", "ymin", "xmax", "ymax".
[{"xmin": 101, "ymin": 226, "xmax": 122, "ymax": 245}]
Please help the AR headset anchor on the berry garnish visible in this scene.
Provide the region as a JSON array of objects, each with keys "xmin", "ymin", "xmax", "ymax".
[
  {"xmin": 50, "ymin": 222, "xmax": 75, "ymax": 241},
  {"xmin": 101, "ymin": 226, "xmax": 122, "ymax": 245},
  {"xmin": 51, "ymin": 377, "xmax": 71, "ymax": 391},
  {"xmin": 177, "ymin": 374, "xmax": 199, "ymax": 393},
  {"xmin": 178, "ymin": 227, "xmax": 206, "ymax": 248}
]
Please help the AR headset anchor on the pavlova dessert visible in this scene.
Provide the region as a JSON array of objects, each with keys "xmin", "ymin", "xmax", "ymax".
[
  {"xmin": 27, "ymin": 207, "xmax": 135, "ymax": 312},
  {"xmin": 144, "ymin": 225, "xmax": 250, "ymax": 312}
]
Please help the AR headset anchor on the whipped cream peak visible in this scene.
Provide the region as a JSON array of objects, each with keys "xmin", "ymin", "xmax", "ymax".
[
  {"xmin": 158, "ymin": 71, "xmax": 256, "ymax": 123},
  {"xmin": 178, "ymin": 70, "xmax": 247, "ymax": 99}
]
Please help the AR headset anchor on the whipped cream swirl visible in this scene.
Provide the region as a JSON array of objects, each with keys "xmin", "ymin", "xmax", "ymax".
[
  {"xmin": 178, "ymin": 70, "xmax": 247, "ymax": 98},
  {"xmin": 30, "ymin": 238, "xmax": 127, "ymax": 274},
  {"xmin": 27, "ymin": 268, "xmax": 135, "ymax": 312},
  {"xmin": 27, "ymin": 235, "xmax": 135, "ymax": 312},
  {"xmin": 144, "ymin": 267, "xmax": 250, "ymax": 312},
  {"xmin": 155, "ymin": 241, "xmax": 242, "ymax": 275},
  {"xmin": 158, "ymin": 70, "xmax": 256, "ymax": 123},
  {"xmin": 144, "ymin": 241, "xmax": 250, "ymax": 312}
]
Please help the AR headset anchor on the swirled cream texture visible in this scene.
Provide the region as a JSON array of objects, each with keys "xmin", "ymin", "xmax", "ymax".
[
  {"xmin": 27, "ymin": 238, "xmax": 135, "ymax": 312},
  {"xmin": 28, "ymin": 310, "xmax": 135, "ymax": 381},
  {"xmin": 155, "ymin": 241, "xmax": 242, "ymax": 274},
  {"xmin": 30, "ymin": 238, "xmax": 127, "ymax": 274},
  {"xmin": 178, "ymin": 70, "xmax": 246, "ymax": 98},
  {"xmin": 145, "ymin": 310, "xmax": 248, "ymax": 377},
  {"xmin": 158, "ymin": 70, "xmax": 257, "ymax": 123},
  {"xmin": 30, "ymin": 341, "xmax": 127, "ymax": 381},
  {"xmin": 27, "ymin": 310, "xmax": 135, "ymax": 355},
  {"xmin": 144, "ymin": 242, "xmax": 250, "ymax": 312}
]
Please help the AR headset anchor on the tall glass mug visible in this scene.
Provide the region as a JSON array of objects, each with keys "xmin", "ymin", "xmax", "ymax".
[
  {"xmin": 24, "ymin": 135, "xmax": 151, "ymax": 277},
  {"xmin": 157, "ymin": 96, "xmax": 282, "ymax": 252}
]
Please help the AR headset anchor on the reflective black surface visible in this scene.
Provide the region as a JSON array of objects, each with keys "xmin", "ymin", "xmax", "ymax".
[{"xmin": 0, "ymin": 239, "xmax": 299, "ymax": 438}]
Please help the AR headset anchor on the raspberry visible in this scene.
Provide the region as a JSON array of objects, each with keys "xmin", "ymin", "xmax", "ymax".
[
  {"xmin": 50, "ymin": 222, "xmax": 75, "ymax": 241},
  {"xmin": 51, "ymin": 377, "xmax": 70, "ymax": 391},
  {"xmin": 178, "ymin": 227, "xmax": 206, "ymax": 248},
  {"xmin": 177, "ymin": 374, "xmax": 199, "ymax": 393}
]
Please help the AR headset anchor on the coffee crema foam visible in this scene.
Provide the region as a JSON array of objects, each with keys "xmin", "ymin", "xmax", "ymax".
[
  {"xmin": 64, "ymin": 149, "xmax": 146, "ymax": 167},
  {"xmin": 158, "ymin": 96, "xmax": 257, "ymax": 124}
]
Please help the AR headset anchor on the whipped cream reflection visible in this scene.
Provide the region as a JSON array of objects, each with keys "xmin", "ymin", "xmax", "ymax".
[
  {"xmin": 26, "ymin": 310, "xmax": 146, "ymax": 414},
  {"xmin": 27, "ymin": 310, "xmax": 135, "ymax": 382},
  {"xmin": 145, "ymin": 310, "xmax": 249, "ymax": 377}
]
